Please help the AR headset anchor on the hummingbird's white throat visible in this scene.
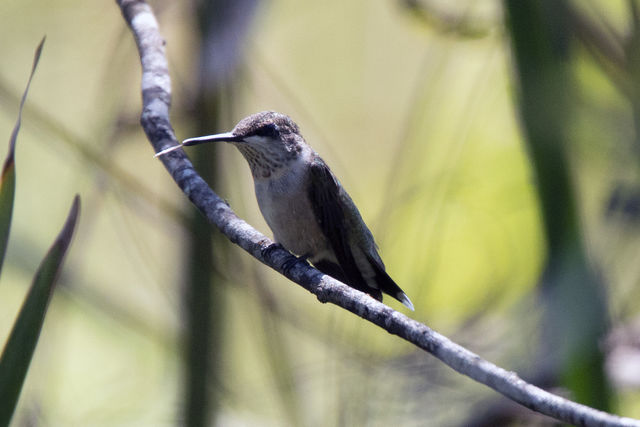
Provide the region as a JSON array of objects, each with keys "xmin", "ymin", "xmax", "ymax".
[{"xmin": 234, "ymin": 135, "xmax": 303, "ymax": 179}]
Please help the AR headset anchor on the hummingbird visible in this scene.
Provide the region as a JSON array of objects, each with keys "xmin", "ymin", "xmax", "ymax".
[{"xmin": 157, "ymin": 111, "xmax": 414, "ymax": 310}]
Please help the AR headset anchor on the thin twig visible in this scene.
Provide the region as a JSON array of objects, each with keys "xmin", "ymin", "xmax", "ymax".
[{"xmin": 115, "ymin": 1, "xmax": 640, "ymax": 425}]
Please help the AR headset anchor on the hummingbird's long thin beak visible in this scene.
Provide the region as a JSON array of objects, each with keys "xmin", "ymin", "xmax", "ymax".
[
  {"xmin": 182, "ymin": 132, "xmax": 243, "ymax": 146},
  {"xmin": 154, "ymin": 144, "xmax": 184, "ymax": 157},
  {"xmin": 154, "ymin": 132, "xmax": 244, "ymax": 158}
]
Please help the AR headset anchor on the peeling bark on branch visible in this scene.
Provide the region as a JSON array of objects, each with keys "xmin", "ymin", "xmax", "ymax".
[{"xmin": 115, "ymin": 1, "xmax": 640, "ymax": 425}]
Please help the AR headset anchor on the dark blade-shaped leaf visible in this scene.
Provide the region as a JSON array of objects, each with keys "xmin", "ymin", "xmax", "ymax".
[
  {"xmin": 0, "ymin": 37, "xmax": 45, "ymax": 276},
  {"xmin": 0, "ymin": 161, "xmax": 15, "ymax": 278},
  {"xmin": 0, "ymin": 195, "xmax": 80, "ymax": 426}
]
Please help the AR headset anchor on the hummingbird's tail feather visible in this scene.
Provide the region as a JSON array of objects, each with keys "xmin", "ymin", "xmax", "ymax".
[
  {"xmin": 365, "ymin": 254, "xmax": 414, "ymax": 311},
  {"xmin": 397, "ymin": 292, "xmax": 415, "ymax": 311},
  {"xmin": 313, "ymin": 259, "xmax": 383, "ymax": 301},
  {"xmin": 313, "ymin": 257, "xmax": 413, "ymax": 310}
]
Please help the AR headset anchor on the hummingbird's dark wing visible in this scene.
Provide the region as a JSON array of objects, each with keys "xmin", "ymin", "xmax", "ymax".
[{"xmin": 308, "ymin": 158, "xmax": 383, "ymax": 300}]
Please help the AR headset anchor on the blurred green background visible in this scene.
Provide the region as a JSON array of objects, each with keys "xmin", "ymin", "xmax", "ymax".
[{"xmin": 1, "ymin": 0, "xmax": 639, "ymax": 425}]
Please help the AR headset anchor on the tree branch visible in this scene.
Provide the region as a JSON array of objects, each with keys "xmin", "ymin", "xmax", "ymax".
[{"xmin": 115, "ymin": 1, "xmax": 640, "ymax": 425}]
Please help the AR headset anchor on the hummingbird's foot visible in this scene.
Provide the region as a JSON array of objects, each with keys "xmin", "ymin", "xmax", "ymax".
[
  {"xmin": 261, "ymin": 242, "xmax": 287, "ymax": 260},
  {"xmin": 261, "ymin": 243, "xmax": 309, "ymax": 275},
  {"xmin": 282, "ymin": 255, "xmax": 310, "ymax": 276}
]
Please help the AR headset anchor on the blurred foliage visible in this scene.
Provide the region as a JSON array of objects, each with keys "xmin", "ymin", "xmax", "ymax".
[
  {"xmin": 0, "ymin": 39, "xmax": 80, "ymax": 426},
  {"xmin": 505, "ymin": 0, "xmax": 610, "ymax": 411},
  {"xmin": 0, "ymin": 0, "xmax": 639, "ymax": 425},
  {"xmin": 0, "ymin": 196, "xmax": 79, "ymax": 427}
]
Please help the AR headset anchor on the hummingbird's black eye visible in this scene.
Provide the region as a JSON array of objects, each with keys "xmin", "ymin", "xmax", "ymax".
[{"xmin": 252, "ymin": 123, "xmax": 280, "ymax": 139}]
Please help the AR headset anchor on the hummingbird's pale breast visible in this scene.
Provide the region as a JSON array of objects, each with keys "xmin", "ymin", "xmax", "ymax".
[{"xmin": 253, "ymin": 145, "xmax": 334, "ymax": 262}]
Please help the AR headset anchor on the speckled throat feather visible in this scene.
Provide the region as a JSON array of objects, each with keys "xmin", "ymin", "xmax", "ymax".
[{"xmin": 236, "ymin": 143, "xmax": 299, "ymax": 179}]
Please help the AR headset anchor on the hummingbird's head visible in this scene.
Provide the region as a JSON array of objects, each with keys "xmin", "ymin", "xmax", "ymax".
[{"xmin": 179, "ymin": 111, "xmax": 306, "ymax": 179}]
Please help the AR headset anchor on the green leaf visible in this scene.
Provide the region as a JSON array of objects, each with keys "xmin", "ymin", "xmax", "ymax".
[
  {"xmin": 0, "ymin": 162, "xmax": 15, "ymax": 278},
  {"xmin": 0, "ymin": 195, "xmax": 80, "ymax": 426},
  {"xmin": 0, "ymin": 36, "xmax": 45, "ymax": 276}
]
